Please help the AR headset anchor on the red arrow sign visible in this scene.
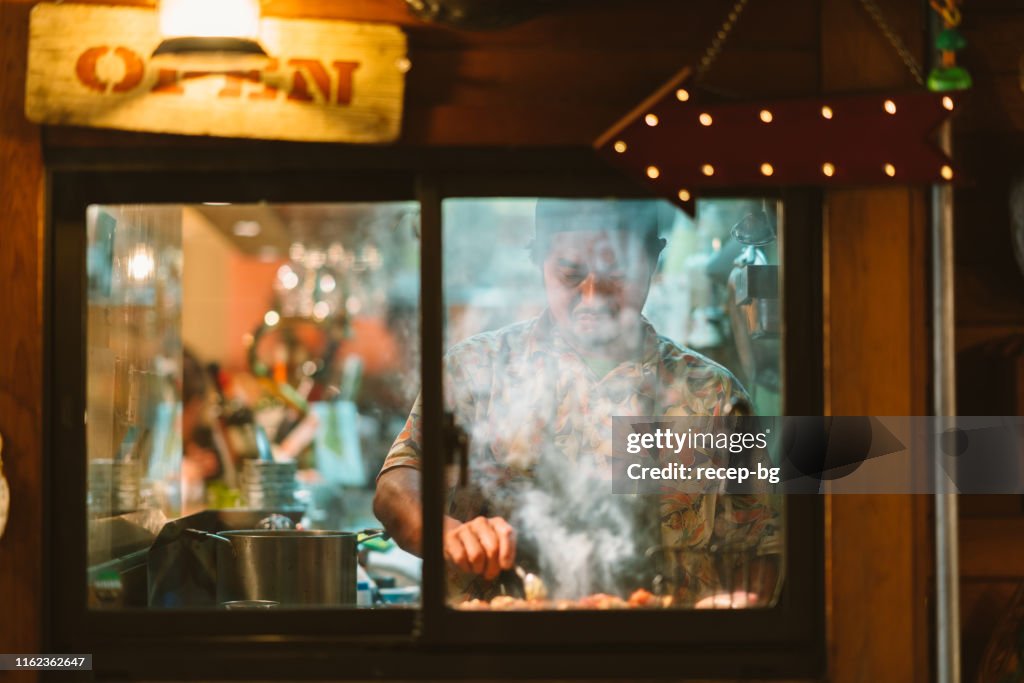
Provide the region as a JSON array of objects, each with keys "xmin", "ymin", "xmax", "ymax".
[{"xmin": 595, "ymin": 67, "xmax": 956, "ymax": 210}]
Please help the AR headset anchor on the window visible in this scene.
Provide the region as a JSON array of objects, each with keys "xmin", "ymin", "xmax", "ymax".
[
  {"xmin": 84, "ymin": 202, "xmax": 421, "ymax": 610},
  {"xmin": 424, "ymin": 197, "xmax": 785, "ymax": 611}
]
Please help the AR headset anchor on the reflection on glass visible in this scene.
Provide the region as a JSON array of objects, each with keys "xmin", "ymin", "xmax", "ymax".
[
  {"xmin": 86, "ymin": 202, "xmax": 421, "ymax": 610},
  {"xmin": 381, "ymin": 197, "xmax": 784, "ymax": 610}
]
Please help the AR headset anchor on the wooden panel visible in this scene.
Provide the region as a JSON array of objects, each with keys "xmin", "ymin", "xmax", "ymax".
[
  {"xmin": 33, "ymin": 0, "xmax": 821, "ymax": 148},
  {"xmin": 960, "ymin": 518, "xmax": 1024, "ymax": 578},
  {"xmin": 0, "ymin": 1, "xmax": 44, "ymax": 681},
  {"xmin": 821, "ymin": 1, "xmax": 931, "ymax": 681},
  {"xmin": 26, "ymin": 4, "xmax": 407, "ymax": 143}
]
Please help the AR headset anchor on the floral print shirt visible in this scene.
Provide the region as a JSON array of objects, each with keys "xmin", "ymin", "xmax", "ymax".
[{"xmin": 379, "ymin": 311, "xmax": 780, "ymax": 601}]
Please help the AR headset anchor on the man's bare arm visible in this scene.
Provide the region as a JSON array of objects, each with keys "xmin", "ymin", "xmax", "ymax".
[{"xmin": 374, "ymin": 467, "xmax": 516, "ymax": 580}]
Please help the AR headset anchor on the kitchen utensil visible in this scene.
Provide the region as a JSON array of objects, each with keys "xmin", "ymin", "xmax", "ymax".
[
  {"xmin": 516, "ymin": 565, "xmax": 548, "ymax": 601},
  {"xmin": 186, "ymin": 528, "xmax": 387, "ymax": 606},
  {"xmin": 240, "ymin": 459, "xmax": 298, "ymax": 509},
  {"xmin": 221, "ymin": 600, "xmax": 279, "ymax": 609},
  {"xmin": 498, "ymin": 565, "xmax": 548, "ymax": 601}
]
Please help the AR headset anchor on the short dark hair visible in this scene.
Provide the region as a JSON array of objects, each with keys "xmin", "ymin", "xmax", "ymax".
[{"xmin": 528, "ymin": 198, "xmax": 667, "ymax": 264}]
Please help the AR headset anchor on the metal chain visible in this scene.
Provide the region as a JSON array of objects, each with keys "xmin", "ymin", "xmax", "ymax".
[
  {"xmin": 694, "ymin": 0, "xmax": 752, "ymax": 83},
  {"xmin": 856, "ymin": 0, "xmax": 926, "ymax": 86}
]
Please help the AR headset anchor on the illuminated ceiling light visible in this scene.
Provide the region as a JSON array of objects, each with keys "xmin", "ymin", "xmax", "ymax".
[
  {"xmin": 759, "ymin": 109, "xmax": 773, "ymax": 123},
  {"xmin": 699, "ymin": 113, "xmax": 713, "ymax": 126},
  {"xmin": 203, "ymin": 201, "xmax": 230, "ymax": 206},
  {"xmin": 884, "ymin": 163, "xmax": 896, "ymax": 177},
  {"xmin": 760, "ymin": 163, "xmax": 774, "ymax": 177},
  {"xmin": 822, "ymin": 162, "xmax": 836, "ymax": 177},
  {"xmin": 613, "ymin": 140, "xmax": 628, "ymax": 153},
  {"xmin": 701, "ymin": 164, "xmax": 715, "ymax": 176},
  {"xmin": 232, "ymin": 220, "xmax": 260, "ymax": 237},
  {"xmin": 821, "ymin": 105, "xmax": 833, "ymax": 120},
  {"xmin": 264, "ymin": 310, "xmax": 281, "ymax": 327},
  {"xmin": 312, "ymin": 301, "xmax": 331, "ymax": 321},
  {"xmin": 645, "ymin": 113, "xmax": 659, "ymax": 127},
  {"xmin": 646, "ymin": 165, "xmax": 660, "ymax": 179},
  {"xmin": 940, "ymin": 165, "xmax": 954, "ymax": 180},
  {"xmin": 319, "ymin": 274, "xmax": 337, "ymax": 293},
  {"xmin": 883, "ymin": 99, "xmax": 897, "ymax": 115},
  {"xmin": 942, "ymin": 96, "xmax": 954, "ymax": 111},
  {"xmin": 677, "ymin": 189, "xmax": 691, "ymax": 202},
  {"xmin": 675, "ymin": 88, "xmax": 690, "ymax": 102},
  {"xmin": 127, "ymin": 247, "xmax": 155, "ymax": 282},
  {"xmin": 153, "ymin": 0, "xmax": 269, "ymax": 69}
]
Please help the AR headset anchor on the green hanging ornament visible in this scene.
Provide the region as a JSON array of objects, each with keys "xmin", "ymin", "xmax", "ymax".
[{"xmin": 927, "ymin": 5, "xmax": 971, "ymax": 91}]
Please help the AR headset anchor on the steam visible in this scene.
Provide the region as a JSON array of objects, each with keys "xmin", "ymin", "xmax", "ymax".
[{"xmin": 511, "ymin": 454, "xmax": 646, "ymax": 599}]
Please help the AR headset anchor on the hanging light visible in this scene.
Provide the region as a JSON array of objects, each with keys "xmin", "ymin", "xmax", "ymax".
[{"xmin": 153, "ymin": 0, "xmax": 269, "ymax": 69}]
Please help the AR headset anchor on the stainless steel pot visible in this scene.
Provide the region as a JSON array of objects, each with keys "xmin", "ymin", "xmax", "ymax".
[{"xmin": 187, "ymin": 528, "xmax": 385, "ymax": 606}]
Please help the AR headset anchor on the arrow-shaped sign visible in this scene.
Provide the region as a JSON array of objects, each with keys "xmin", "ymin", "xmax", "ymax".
[{"xmin": 595, "ymin": 67, "xmax": 956, "ymax": 212}]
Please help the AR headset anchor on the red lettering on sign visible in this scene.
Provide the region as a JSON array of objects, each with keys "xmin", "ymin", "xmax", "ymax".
[
  {"xmin": 152, "ymin": 69, "xmax": 184, "ymax": 94},
  {"xmin": 75, "ymin": 52, "xmax": 362, "ymax": 105},
  {"xmin": 331, "ymin": 61, "xmax": 359, "ymax": 105},
  {"xmin": 75, "ymin": 47, "xmax": 110, "ymax": 93},
  {"xmin": 287, "ymin": 59, "xmax": 332, "ymax": 103},
  {"xmin": 75, "ymin": 46, "xmax": 145, "ymax": 94},
  {"xmin": 111, "ymin": 47, "xmax": 144, "ymax": 92},
  {"xmin": 249, "ymin": 59, "xmax": 280, "ymax": 100},
  {"xmin": 218, "ymin": 71, "xmax": 261, "ymax": 98}
]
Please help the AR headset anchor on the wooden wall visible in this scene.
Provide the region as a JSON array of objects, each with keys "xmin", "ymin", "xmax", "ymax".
[
  {"xmin": 819, "ymin": 0, "xmax": 932, "ymax": 681},
  {"xmin": 953, "ymin": 1, "xmax": 1024, "ymax": 681},
  {"xmin": 0, "ymin": 1, "xmax": 44, "ymax": 682},
  {"xmin": 0, "ymin": 0, "xmax": 949, "ymax": 681},
  {"xmin": 44, "ymin": 0, "xmax": 821, "ymax": 149}
]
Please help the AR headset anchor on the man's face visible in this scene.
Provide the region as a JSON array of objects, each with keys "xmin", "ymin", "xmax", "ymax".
[{"xmin": 542, "ymin": 230, "xmax": 656, "ymax": 355}]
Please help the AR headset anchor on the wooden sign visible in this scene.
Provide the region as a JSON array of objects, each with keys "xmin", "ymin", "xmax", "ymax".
[
  {"xmin": 26, "ymin": 3, "xmax": 407, "ymax": 143},
  {"xmin": 595, "ymin": 67, "xmax": 956, "ymax": 213}
]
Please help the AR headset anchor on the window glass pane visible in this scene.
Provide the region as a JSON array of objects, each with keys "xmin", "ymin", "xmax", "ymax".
[
  {"xmin": 424, "ymin": 197, "xmax": 785, "ymax": 610},
  {"xmin": 85, "ymin": 202, "xmax": 421, "ymax": 610}
]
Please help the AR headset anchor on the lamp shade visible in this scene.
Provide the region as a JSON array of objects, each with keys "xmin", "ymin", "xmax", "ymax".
[{"xmin": 153, "ymin": 0, "xmax": 268, "ymax": 68}]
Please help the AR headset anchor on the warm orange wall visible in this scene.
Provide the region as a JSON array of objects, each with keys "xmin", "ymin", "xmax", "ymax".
[{"xmin": 0, "ymin": 0, "xmax": 44, "ymax": 679}]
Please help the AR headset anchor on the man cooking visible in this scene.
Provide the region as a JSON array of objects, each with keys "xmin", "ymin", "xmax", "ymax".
[{"xmin": 373, "ymin": 198, "xmax": 778, "ymax": 602}]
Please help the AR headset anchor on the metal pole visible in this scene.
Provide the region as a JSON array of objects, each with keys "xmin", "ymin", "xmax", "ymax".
[{"xmin": 932, "ymin": 118, "xmax": 960, "ymax": 683}]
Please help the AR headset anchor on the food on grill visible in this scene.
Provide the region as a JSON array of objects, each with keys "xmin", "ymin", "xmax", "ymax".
[
  {"xmin": 457, "ymin": 588, "xmax": 673, "ymax": 610},
  {"xmin": 693, "ymin": 591, "xmax": 760, "ymax": 609}
]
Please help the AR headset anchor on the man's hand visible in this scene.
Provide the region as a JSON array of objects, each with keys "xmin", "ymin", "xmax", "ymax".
[{"xmin": 444, "ymin": 516, "xmax": 516, "ymax": 580}]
